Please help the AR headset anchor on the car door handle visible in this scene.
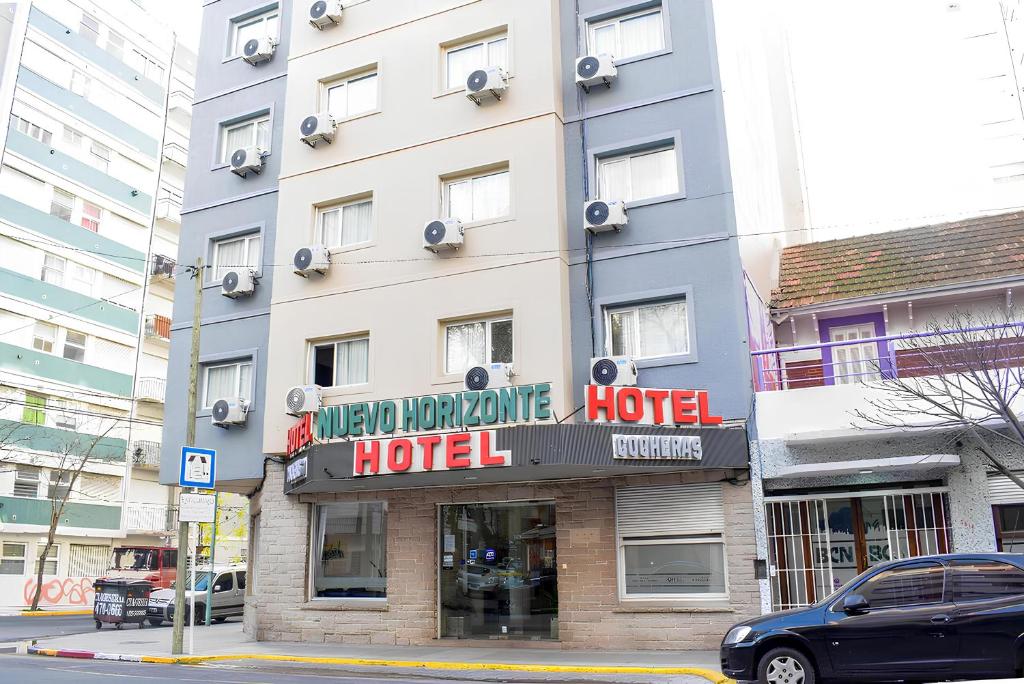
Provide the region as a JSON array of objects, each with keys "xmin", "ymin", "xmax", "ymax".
[{"xmin": 930, "ymin": 614, "xmax": 951, "ymax": 624}]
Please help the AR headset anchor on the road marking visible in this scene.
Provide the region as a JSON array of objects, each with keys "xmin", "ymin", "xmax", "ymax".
[{"xmin": 47, "ymin": 665, "xmax": 272, "ymax": 683}]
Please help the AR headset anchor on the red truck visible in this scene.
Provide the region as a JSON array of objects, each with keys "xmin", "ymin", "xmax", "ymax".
[{"xmin": 106, "ymin": 546, "xmax": 178, "ymax": 588}]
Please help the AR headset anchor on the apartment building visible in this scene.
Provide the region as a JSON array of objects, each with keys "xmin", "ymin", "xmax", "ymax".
[{"xmin": 0, "ymin": 0, "xmax": 193, "ymax": 607}]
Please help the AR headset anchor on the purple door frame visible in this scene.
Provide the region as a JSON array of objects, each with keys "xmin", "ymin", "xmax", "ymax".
[{"xmin": 818, "ymin": 312, "xmax": 893, "ymax": 386}]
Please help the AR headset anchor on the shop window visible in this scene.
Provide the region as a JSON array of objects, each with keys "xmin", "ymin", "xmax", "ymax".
[
  {"xmin": 316, "ymin": 198, "xmax": 372, "ymax": 249},
  {"xmin": 616, "ymin": 483, "xmax": 727, "ymax": 600},
  {"xmin": 50, "ymin": 189, "xmax": 74, "ymax": 222},
  {"xmin": 22, "ymin": 393, "xmax": 46, "ymax": 426},
  {"xmin": 203, "ymin": 360, "xmax": 252, "ymax": 408},
  {"xmin": 323, "ymin": 71, "xmax": 378, "ymax": 121},
  {"xmin": 0, "ymin": 542, "xmax": 26, "ymax": 575},
  {"xmin": 856, "ymin": 561, "xmax": 945, "ymax": 609},
  {"xmin": 40, "ymin": 254, "xmax": 65, "ymax": 286},
  {"xmin": 444, "ymin": 167, "xmax": 510, "ymax": 224},
  {"xmin": 62, "ymin": 330, "xmax": 87, "ymax": 363},
  {"xmin": 312, "ymin": 501, "xmax": 387, "ymax": 599},
  {"xmin": 312, "ymin": 337, "xmax": 369, "ymax": 388},
  {"xmin": 36, "ymin": 545, "xmax": 58, "ymax": 575},
  {"xmin": 444, "ymin": 316, "xmax": 512, "ymax": 374},
  {"xmin": 221, "ymin": 115, "xmax": 270, "ymax": 163},
  {"xmin": 213, "ymin": 233, "xmax": 262, "ymax": 283},
  {"xmin": 230, "ymin": 7, "xmax": 279, "ymax": 58},
  {"xmin": 950, "ymin": 559, "xmax": 1024, "ymax": 601},
  {"xmin": 597, "ymin": 146, "xmax": 678, "ymax": 202},
  {"xmin": 32, "ymin": 322, "xmax": 56, "ymax": 353},
  {"xmin": 13, "ymin": 465, "xmax": 40, "ymax": 498},
  {"xmin": 606, "ymin": 298, "xmax": 689, "ymax": 359},
  {"xmin": 587, "ymin": 6, "xmax": 666, "ymax": 60},
  {"xmin": 445, "ymin": 32, "xmax": 508, "ymax": 90}
]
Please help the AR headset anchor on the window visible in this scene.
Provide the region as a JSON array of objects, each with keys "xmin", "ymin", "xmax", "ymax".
[
  {"xmin": 53, "ymin": 400, "xmax": 77, "ymax": 430},
  {"xmin": 607, "ymin": 299, "xmax": 689, "ymax": 359},
  {"xmin": 106, "ymin": 31, "xmax": 125, "ymax": 61},
  {"xmin": 0, "ymin": 543, "xmax": 26, "ymax": 575},
  {"xmin": 13, "ymin": 465, "xmax": 40, "ymax": 498},
  {"xmin": 32, "ymin": 322, "xmax": 56, "ymax": 353},
  {"xmin": 317, "ymin": 199, "xmax": 372, "ymax": 248},
  {"xmin": 89, "ymin": 142, "xmax": 111, "ymax": 174},
  {"xmin": 70, "ymin": 263, "xmax": 96, "ymax": 295},
  {"xmin": 213, "ymin": 233, "xmax": 262, "ymax": 283},
  {"xmin": 588, "ymin": 7, "xmax": 665, "ymax": 60},
  {"xmin": 161, "ymin": 549, "xmax": 177, "ymax": 568},
  {"xmin": 215, "ymin": 572, "xmax": 234, "ymax": 592},
  {"xmin": 40, "ymin": 254, "xmax": 66, "ymax": 286},
  {"xmin": 237, "ymin": 570, "xmax": 247, "ymax": 589},
  {"xmin": 63, "ymin": 126, "xmax": 83, "ymax": 147},
  {"xmin": 597, "ymin": 146, "xmax": 678, "ymax": 202},
  {"xmin": 950, "ymin": 560, "xmax": 1024, "ymax": 601},
  {"xmin": 857, "ymin": 562, "xmax": 946, "ymax": 609},
  {"xmin": 22, "ymin": 393, "xmax": 46, "ymax": 425},
  {"xmin": 50, "ymin": 189, "xmax": 74, "ymax": 222},
  {"xmin": 63, "ymin": 330, "xmax": 87, "ymax": 363},
  {"xmin": 444, "ymin": 317, "xmax": 512, "ymax": 374},
  {"xmin": 11, "ymin": 114, "xmax": 53, "ymax": 145},
  {"xmin": 36, "ymin": 545, "xmax": 58, "ymax": 575},
  {"xmin": 324, "ymin": 72, "xmax": 378, "ymax": 120},
  {"xmin": 312, "ymin": 337, "xmax": 369, "ymax": 387},
  {"xmin": 69, "ymin": 544, "xmax": 109, "ymax": 576},
  {"xmin": 47, "ymin": 471, "xmax": 72, "ymax": 501},
  {"xmin": 995, "ymin": 504, "xmax": 1024, "ymax": 552},
  {"xmin": 79, "ymin": 13, "xmax": 100, "ymax": 44},
  {"xmin": 445, "ymin": 33, "xmax": 508, "ymax": 89},
  {"xmin": 622, "ymin": 538, "xmax": 726, "ymax": 597},
  {"xmin": 231, "ymin": 8, "xmax": 279, "ymax": 57},
  {"xmin": 203, "ymin": 360, "xmax": 253, "ymax": 407},
  {"xmin": 221, "ymin": 115, "xmax": 270, "ymax": 163},
  {"xmin": 312, "ymin": 502, "xmax": 387, "ymax": 599},
  {"xmin": 70, "ymin": 70, "xmax": 91, "ymax": 97},
  {"xmin": 80, "ymin": 201, "xmax": 101, "ymax": 232},
  {"xmin": 444, "ymin": 169, "xmax": 510, "ymax": 223}
]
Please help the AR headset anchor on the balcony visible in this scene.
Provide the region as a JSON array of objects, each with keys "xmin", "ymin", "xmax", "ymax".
[
  {"xmin": 162, "ymin": 141, "xmax": 188, "ymax": 167},
  {"xmin": 145, "ymin": 314, "xmax": 171, "ymax": 342},
  {"xmin": 131, "ymin": 439, "xmax": 161, "ymax": 468},
  {"xmin": 151, "ymin": 254, "xmax": 175, "ymax": 279},
  {"xmin": 0, "ymin": 495, "xmax": 120, "ymax": 530},
  {"xmin": 168, "ymin": 89, "xmax": 193, "ymax": 118},
  {"xmin": 155, "ymin": 190, "xmax": 182, "ymax": 224},
  {"xmin": 135, "ymin": 377, "xmax": 166, "ymax": 403},
  {"xmin": 752, "ymin": 321, "xmax": 1024, "ymax": 442},
  {"xmin": 124, "ymin": 503, "xmax": 176, "ymax": 533}
]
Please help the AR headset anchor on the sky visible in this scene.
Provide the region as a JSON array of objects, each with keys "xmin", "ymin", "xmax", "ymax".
[{"xmin": 139, "ymin": 0, "xmax": 202, "ymax": 51}]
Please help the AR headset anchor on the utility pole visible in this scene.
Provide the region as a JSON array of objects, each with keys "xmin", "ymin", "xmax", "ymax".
[{"xmin": 172, "ymin": 257, "xmax": 204, "ymax": 655}]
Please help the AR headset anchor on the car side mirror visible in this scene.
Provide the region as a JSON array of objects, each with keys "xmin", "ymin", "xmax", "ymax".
[
  {"xmin": 213, "ymin": 585, "xmax": 222, "ymax": 592},
  {"xmin": 842, "ymin": 594, "xmax": 869, "ymax": 614}
]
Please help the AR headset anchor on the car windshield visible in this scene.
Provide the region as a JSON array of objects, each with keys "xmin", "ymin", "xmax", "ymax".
[{"xmin": 111, "ymin": 548, "xmax": 158, "ymax": 571}]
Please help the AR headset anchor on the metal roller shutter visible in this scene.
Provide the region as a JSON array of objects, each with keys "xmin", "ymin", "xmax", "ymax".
[
  {"xmin": 988, "ymin": 472, "xmax": 1024, "ymax": 505},
  {"xmin": 615, "ymin": 483, "xmax": 724, "ymax": 537}
]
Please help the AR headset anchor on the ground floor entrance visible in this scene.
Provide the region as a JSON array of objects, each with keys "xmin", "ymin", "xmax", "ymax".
[
  {"xmin": 438, "ymin": 501, "xmax": 557, "ymax": 640},
  {"xmin": 765, "ymin": 488, "xmax": 951, "ymax": 610}
]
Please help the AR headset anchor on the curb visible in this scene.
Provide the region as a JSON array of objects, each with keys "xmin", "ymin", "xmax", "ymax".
[
  {"xmin": 19, "ymin": 610, "xmax": 93, "ymax": 617},
  {"xmin": 28, "ymin": 647, "xmax": 733, "ymax": 683}
]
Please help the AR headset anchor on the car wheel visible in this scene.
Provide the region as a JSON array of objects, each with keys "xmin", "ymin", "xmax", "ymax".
[
  {"xmin": 213, "ymin": 616, "xmax": 227, "ymax": 623},
  {"xmin": 148, "ymin": 618, "xmax": 163, "ymax": 627},
  {"xmin": 758, "ymin": 647, "xmax": 816, "ymax": 684}
]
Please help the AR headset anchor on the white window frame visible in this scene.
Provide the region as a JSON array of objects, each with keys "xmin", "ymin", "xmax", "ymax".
[
  {"xmin": 11, "ymin": 113, "xmax": 53, "ymax": 145},
  {"xmin": 79, "ymin": 12, "xmax": 100, "ymax": 44},
  {"xmin": 36, "ymin": 544, "xmax": 59, "ymax": 576},
  {"xmin": 443, "ymin": 316, "xmax": 513, "ymax": 375},
  {"xmin": 89, "ymin": 141, "xmax": 111, "ymax": 174},
  {"xmin": 32, "ymin": 322, "xmax": 57, "ymax": 353},
  {"xmin": 309, "ymin": 336, "xmax": 370, "ymax": 388},
  {"xmin": 586, "ymin": 6, "xmax": 666, "ymax": 61},
  {"xmin": 80, "ymin": 200, "xmax": 102, "ymax": 233},
  {"xmin": 13, "ymin": 466, "xmax": 40, "ymax": 498},
  {"xmin": 442, "ymin": 168, "xmax": 511, "ymax": 224},
  {"xmin": 444, "ymin": 32, "xmax": 509, "ymax": 90},
  {"xmin": 220, "ymin": 115, "xmax": 271, "ymax": 164},
  {"xmin": 605, "ymin": 298, "xmax": 690, "ymax": 359},
  {"xmin": 308, "ymin": 501, "xmax": 388, "ymax": 602},
  {"xmin": 70, "ymin": 69, "xmax": 91, "ymax": 97},
  {"xmin": 321, "ymin": 70, "xmax": 379, "ymax": 122},
  {"xmin": 69, "ymin": 262, "xmax": 96, "ymax": 296},
  {"xmin": 616, "ymin": 534, "xmax": 729, "ymax": 602},
  {"xmin": 212, "ymin": 233, "xmax": 262, "ymax": 283},
  {"xmin": 63, "ymin": 126, "xmax": 83, "ymax": 147},
  {"xmin": 62, "ymin": 330, "xmax": 88, "ymax": 363},
  {"xmin": 315, "ymin": 197, "xmax": 373, "ymax": 249},
  {"xmin": 202, "ymin": 360, "xmax": 253, "ymax": 409},
  {"xmin": 40, "ymin": 254, "xmax": 66, "ymax": 286},
  {"xmin": 0, "ymin": 542, "xmax": 27, "ymax": 575},
  {"xmin": 230, "ymin": 8, "xmax": 280, "ymax": 58},
  {"xmin": 596, "ymin": 145, "xmax": 679, "ymax": 203},
  {"xmin": 50, "ymin": 188, "xmax": 74, "ymax": 222}
]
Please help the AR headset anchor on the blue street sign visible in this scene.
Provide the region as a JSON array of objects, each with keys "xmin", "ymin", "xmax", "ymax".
[
  {"xmin": 484, "ymin": 548, "xmax": 496, "ymax": 562},
  {"xmin": 179, "ymin": 446, "xmax": 216, "ymax": 489}
]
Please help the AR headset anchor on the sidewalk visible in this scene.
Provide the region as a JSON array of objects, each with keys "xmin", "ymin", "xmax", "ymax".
[
  {"xmin": 0, "ymin": 606, "xmax": 92, "ymax": 617},
  {"xmin": 27, "ymin": 622, "xmax": 729, "ymax": 683}
]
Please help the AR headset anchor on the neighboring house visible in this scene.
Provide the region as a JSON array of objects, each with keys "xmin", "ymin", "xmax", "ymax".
[
  {"xmin": 750, "ymin": 212, "xmax": 1024, "ymax": 611},
  {"xmin": 0, "ymin": 0, "xmax": 193, "ymax": 607}
]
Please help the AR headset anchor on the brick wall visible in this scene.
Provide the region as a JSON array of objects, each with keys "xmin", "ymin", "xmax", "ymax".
[{"xmin": 246, "ymin": 464, "xmax": 759, "ymax": 650}]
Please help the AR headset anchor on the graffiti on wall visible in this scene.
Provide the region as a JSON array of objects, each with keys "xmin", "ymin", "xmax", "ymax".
[{"xmin": 23, "ymin": 577, "xmax": 96, "ymax": 606}]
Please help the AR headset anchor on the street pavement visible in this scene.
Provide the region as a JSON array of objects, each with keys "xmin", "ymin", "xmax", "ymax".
[{"xmin": 0, "ymin": 614, "xmax": 98, "ymax": 643}]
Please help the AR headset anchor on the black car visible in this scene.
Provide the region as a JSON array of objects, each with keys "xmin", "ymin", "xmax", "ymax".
[{"xmin": 721, "ymin": 553, "xmax": 1024, "ymax": 683}]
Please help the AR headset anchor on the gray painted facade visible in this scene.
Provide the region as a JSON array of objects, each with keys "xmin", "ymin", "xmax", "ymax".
[
  {"xmin": 160, "ymin": 0, "xmax": 290, "ymax": 490},
  {"xmin": 560, "ymin": 0, "xmax": 753, "ymax": 422}
]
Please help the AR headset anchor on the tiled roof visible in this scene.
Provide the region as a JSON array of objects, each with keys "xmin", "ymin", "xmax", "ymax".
[{"xmin": 770, "ymin": 212, "xmax": 1024, "ymax": 310}]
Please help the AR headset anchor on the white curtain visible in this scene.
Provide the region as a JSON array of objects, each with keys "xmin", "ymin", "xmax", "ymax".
[
  {"xmin": 225, "ymin": 124, "xmax": 252, "ymax": 160},
  {"xmin": 640, "ymin": 301, "xmax": 688, "ymax": 357},
  {"xmin": 256, "ymin": 119, "xmax": 270, "ymax": 150},
  {"xmin": 320, "ymin": 209, "xmax": 341, "ymax": 247},
  {"xmin": 592, "ymin": 24, "xmax": 617, "ymax": 56},
  {"xmin": 630, "ymin": 148, "xmax": 678, "ymax": 201},
  {"xmin": 471, "ymin": 171, "xmax": 510, "ymax": 221},
  {"xmin": 335, "ymin": 338, "xmax": 369, "ymax": 385},
  {"xmin": 246, "ymin": 235, "xmax": 262, "ymax": 269},
  {"xmin": 446, "ymin": 42, "xmax": 484, "ymax": 88},
  {"xmin": 486, "ymin": 38, "xmax": 508, "ymax": 71},
  {"xmin": 619, "ymin": 11, "xmax": 664, "ymax": 59},
  {"xmin": 238, "ymin": 363, "xmax": 252, "ymax": 401},
  {"xmin": 447, "ymin": 179, "xmax": 472, "ymax": 221},
  {"xmin": 216, "ymin": 238, "xmax": 246, "ymax": 281},
  {"xmin": 609, "ymin": 309, "xmax": 638, "ymax": 356},
  {"xmin": 346, "ymin": 74, "xmax": 378, "ymax": 116},
  {"xmin": 341, "ymin": 201, "xmax": 372, "ymax": 244},
  {"xmin": 206, "ymin": 365, "xmax": 236, "ymax": 405},
  {"xmin": 598, "ymin": 158, "xmax": 631, "ymax": 200},
  {"xmin": 446, "ymin": 322, "xmax": 486, "ymax": 373}
]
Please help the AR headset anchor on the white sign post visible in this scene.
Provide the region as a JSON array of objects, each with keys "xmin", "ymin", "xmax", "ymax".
[{"xmin": 177, "ymin": 447, "xmax": 217, "ymax": 657}]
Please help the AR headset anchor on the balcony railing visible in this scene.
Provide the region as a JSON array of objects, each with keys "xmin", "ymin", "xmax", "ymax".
[
  {"xmin": 131, "ymin": 439, "xmax": 161, "ymax": 468},
  {"xmin": 155, "ymin": 193, "xmax": 182, "ymax": 224},
  {"xmin": 124, "ymin": 503, "xmax": 176, "ymax": 532},
  {"xmin": 144, "ymin": 314, "xmax": 171, "ymax": 341},
  {"xmin": 168, "ymin": 89, "xmax": 193, "ymax": 116},
  {"xmin": 161, "ymin": 141, "xmax": 188, "ymax": 167},
  {"xmin": 752, "ymin": 321, "xmax": 1024, "ymax": 392},
  {"xmin": 135, "ymin": 376, "xmax": 166, "ymax": 403}
]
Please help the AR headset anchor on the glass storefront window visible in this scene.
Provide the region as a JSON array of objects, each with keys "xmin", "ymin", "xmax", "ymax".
[
  {"xmin": 439, "ymin": 501, "xmax": 557, "ymax": 640},
  {"xmin": 621, "ymin": 538, "xmax": 726, "ymax": 597},
  {"xmin": 312, "ymin": 502, "xmax": 387, "ymax": 599}
]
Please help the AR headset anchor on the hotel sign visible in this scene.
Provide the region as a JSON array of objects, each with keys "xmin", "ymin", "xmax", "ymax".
[
  {"xmin": 353, "ymin": 430, "xmax": 510, "ymax": 477},
  {"xmin": 585, "ymin": 384, "xmax": 722, "ymax": 426}
]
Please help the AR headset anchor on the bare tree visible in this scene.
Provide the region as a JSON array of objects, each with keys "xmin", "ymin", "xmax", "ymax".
[
  {"xmin": 0, "ymin": 399, "xmax": 125, "ymax": 610},
  {"xmin": 854, "ymin": 310, "xmax": 1024, "ymax": 489}
]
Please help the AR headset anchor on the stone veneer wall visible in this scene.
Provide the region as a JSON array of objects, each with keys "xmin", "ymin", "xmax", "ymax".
[{"xmin": 244, "ymin": 463, "xmax": 759, "ymax": 650}]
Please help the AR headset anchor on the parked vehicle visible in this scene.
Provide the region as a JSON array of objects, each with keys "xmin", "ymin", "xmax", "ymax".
[
  {"xmin": 721, "ymin": 553, "xmax": 1024, "ymax": 683},
  {"xmin": 457, "ymin": 564, "xmax": 500, "ymax": 595},
  {"xmin": 107, "ymin": 546, "xmax": 177, "ymax": 589},
  {"xmin": 146, "ymin": 565, "xmax": 246, "ymax": 626}
]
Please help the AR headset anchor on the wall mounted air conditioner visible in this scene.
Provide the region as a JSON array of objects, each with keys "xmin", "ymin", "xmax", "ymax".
[
  {"xmin": 466, "ymin": 66, "xmax": 508, "ymax": 105},
  {"xmin": 300, "ymin": 112, "xmax": 336, "ymax": 147},
  {"xmin": 286, "ymin": 385, "xmax": 322, "ymax": 415},
  {"xmin": 576, "ymin": 54, "xmax": 617, "ymax": 91},
  {"xmin": 211, "ymin": 398, "xmax": 249, "ymax": 427},
  {"xmin": 464, "ymin": 363, "xmax": 514, "ymax": 391},
  {"xmin": 590, "ymin": 356, "xmax": 638, "ymax": 387},
  {"xmin": 242, "ymin": 36, "xmax": 276, "ymax": 65},
  {"xmin": 309, "ymin": 0, "xmax": 343, "ymax": 29},
  {"xmin": 293, "ymin": 244, "xmax": 331, "ymax": 277},
  {"xmin": 423, "ymin": 218, "xmax": 464, "ymax": 252},
  {"xmin": 584, "ymin": 199, "xmax": 628, "ymax": 232},
  {"xmin": 221, "ymin": 269, "xmax": 256, "ymax": 298},
  {"xmin": 230, "ymin": 146, "xmax": 264, "ymax": 177}
]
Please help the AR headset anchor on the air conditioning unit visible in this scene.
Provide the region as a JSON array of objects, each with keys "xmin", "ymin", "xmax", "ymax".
[
  {"xmin": 423, "ymin": 218, "xmax": 464, "ymax": 252},
  {"xmin": 221, "ymin": 269, "xmax": 256, "ymax": 298},
  {"xmin": 464, "ymin": 363, "xmax": 514, "ymax": 391},
  {"xmin": 309, "ymin": 0, "xmax": 343, "ymax": 29},
  {"xmin": 576, "ymin": 54, "xmax": 617, "ymax": 91},
  {"xmin": 590, "ymin": 356, "xmax": 638, "ymax": 387},
  {"xmin": 300, "ymin": 112, "xmax": 336, "ymax": 147},
  {"xmin": 241, "ymin": 36, "xmax": 276, "ymax": 65},
  {"xmin": 230, "ymin": 146, "xmax": 264, "ymax": 177},
  {"xmin": 584, "ymin": 199, "xmax": 628, "ymax": 233},
  {"xmin": 293, "ymin": 244, "xmax": 331, "ymax": 277},
  {"xmin": 466, "ymin": 66, "xmax": 508, "ymax": 105},
  {"xmin": 151, "ymin": 254, "xmax": 175, "ymax": 278},
  {"xmin": 286, "ymin": 385, "xmax": 322, "ymax": 415},
  {"xmin": 211, "ymin": 398, "xmax": 249, "ymax": 427}
]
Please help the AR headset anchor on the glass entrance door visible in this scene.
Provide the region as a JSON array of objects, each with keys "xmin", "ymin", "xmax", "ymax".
[{"xmin": 439, "ymin": 501, "xmax": 557, "ymax": 640}]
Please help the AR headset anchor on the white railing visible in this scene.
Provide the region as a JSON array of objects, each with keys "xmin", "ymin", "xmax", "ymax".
[
  {"xmin": 124, "ymin": 503, "xmax": 175, "ymax": 532},
  {"xmin": 131, "ymin": 440, "xmax": 160, "ymax": 468},
  {"xmin": 135, "ymin": 377, "xmax": 166, "ymax": 403}
]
